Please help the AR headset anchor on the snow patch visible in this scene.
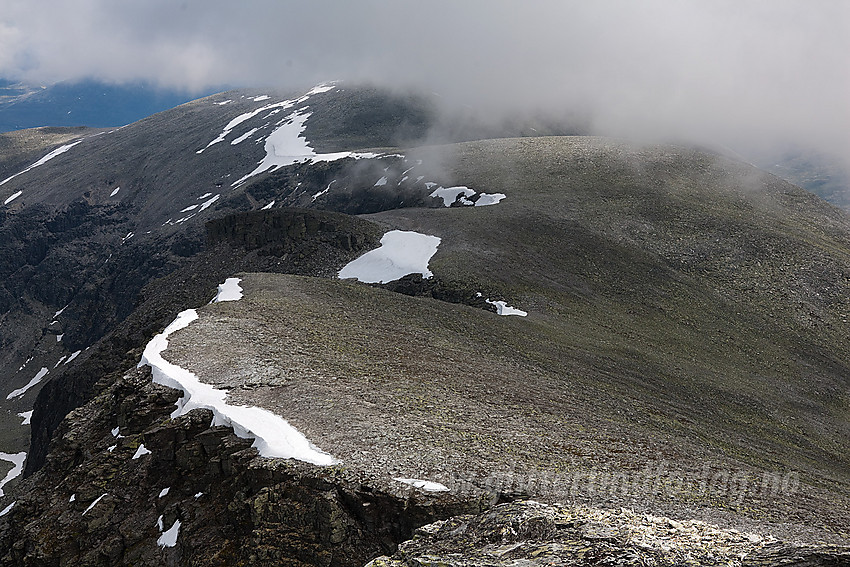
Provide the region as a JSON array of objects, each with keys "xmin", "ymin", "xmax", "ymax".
[
  {"xmin": 338, "ymin": 230, "xmax": 440, "ymax": 284},
  {"xmin": 214, "ymin": 100, "xmax": 232, "ymax": 106},
  {"xmin": 486, "ymin": 299, "xmax": 528, "ymax": 317},
  {"xmin": 475, "ymin": 193, "xmax": 507, "ymax": 206},
  {"xmin": 138, "ymin": 288, "xmax": 336, "ymax": 465},
  {"xmin": 180, "ymin": 204, "xmax": 198, "ymax": 213},
  {"xmin": 213, "ymin": 277, "xmax": 243, "ymax": 302},
  {"xmin": 6, "ymin": 367, "xmax": 48, "ymax": 399},
  {"xmin": 56, "ymin": 334, "xmax": 63, "ymax": 342},
  {"xmin": 158, "ymin": 519, "xmax": 181, "ymax": 548},
  {"xmin": 159, "ymin": 487, "xmax": 170, "ymax": 498},
  {"xmin": 252, "ymin": 95, "xmax": 270, "ymax": 102},
  {"xmin": 18, "ymin": 411, "xmax": 32, "ymax": 425},
  {"xmin": 261, "ymin": 200, "xmax": 275, "ymax": 210},
  {"xmin": 0, "ymin": 140, "xmax": 83, "ymax": 186},
  {"xmin": 430, "ymin": 186, "xmax": 507, "ymax": 208},
  {"xmin": 374, "ymin": 176, "xmax": 388, "ymax": 186},
  {"xmin": 430, "ymin": 186, "xmax": 475, "ymax": 207},
  {"xmin": 132, "ymin": 444, "xmax": 151, "ymax": 459},
  {"xmin": 0, "ymin": 452, "xmax": 26, "ymax": 496},
  {"xmin": 393, "ymin": 478, "xmax": 450, "ymax": 492},
  {"xmin": 69, "ymin": 494, "xmax": 76, "ymax": 502},
  {"xmin": 0, "ymin": 502, "xmax": 14, "ymax": 517},
  {"xmin": 110, "ymin": 186, "xmax": 120, "ymax": 197}
]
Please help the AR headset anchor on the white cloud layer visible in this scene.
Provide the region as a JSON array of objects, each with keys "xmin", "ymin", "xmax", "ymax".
[{"xmin": 1, "ymin": 1, "xmax": 848, "ymax": 159}]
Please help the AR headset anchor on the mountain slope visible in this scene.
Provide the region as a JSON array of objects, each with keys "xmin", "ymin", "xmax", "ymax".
[{"xmin": 0, "ymin": 84, "xmax": 848, "ymax": 564}]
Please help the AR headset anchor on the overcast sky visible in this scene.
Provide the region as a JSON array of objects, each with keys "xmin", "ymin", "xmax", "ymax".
[{"xmin": 1, "ymin": 1, "xmax": 848, "ymax": 159}]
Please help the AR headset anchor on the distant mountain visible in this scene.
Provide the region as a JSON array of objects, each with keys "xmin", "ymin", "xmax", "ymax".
[
  {"xmin": 0, "ymin": 78, "xmax": 219, "ymax": 133},
  {"xmin": 0, "ymin": 83, "xmax": 848, "ymax": 564}
]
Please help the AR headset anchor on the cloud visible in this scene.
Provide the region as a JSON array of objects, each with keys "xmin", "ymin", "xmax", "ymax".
[{"xmin": 0, "ymin": 0, "xmax": 848, "ymax": 160}]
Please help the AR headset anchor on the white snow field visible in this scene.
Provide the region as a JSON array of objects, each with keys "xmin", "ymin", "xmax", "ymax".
[
  {"xmin": 197, "ymin": 82, "xmax": 336, "ymax": 154},
  {"xmin": 230, "ymin": 109, "xmax": 377, "ymax": 187},
  {"xmin": 138, "ymin": 281, "xmax": 336, "ymax": 465},
  {"xmin": 0, "ymin": 140, "xmax": 83, "ymax": 186},
  {"xmin": 338, "ymin": 230, "xmax": 441, "ymax": 284},
  {"xmin": 196, "ymin": 81, "xmax": 378, "ymax": 187},
  {"xmin": 18, "ymin": 411, "xmax": 33, "ymax": 425},
  {"xmin": 393, "ymin": 477, "xmax": 450, "ymax": 492},
  {"xmin": 0, "ymin": 452, "xmax": 26, "ymax": 497}
]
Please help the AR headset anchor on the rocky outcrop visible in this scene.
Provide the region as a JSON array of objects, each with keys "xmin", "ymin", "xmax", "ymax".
[
  {"xmin": 205, "ymin": 208, "xmax": 381, "ymax": 255},
  {"xmin": 367, "ymin": 501, "xmax": 850, "ymax": 566},
  {"xmin": 3, "ymin": 366, "xmax": 485, "ymax": 566}
]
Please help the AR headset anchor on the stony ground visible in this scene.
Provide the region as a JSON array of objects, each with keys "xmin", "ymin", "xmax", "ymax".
[
  {"xmin": 366, "ymin": 501, "xmax": 850, "ymax": 567},
  {"xmin": 164, "ymin": 273, "xmax": 850, "ymax": 545}
]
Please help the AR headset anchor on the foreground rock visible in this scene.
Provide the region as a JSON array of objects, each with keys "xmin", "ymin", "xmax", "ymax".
[{"xmin": 368, "ymin": 501, "xmax": 850, "ymax": 567}]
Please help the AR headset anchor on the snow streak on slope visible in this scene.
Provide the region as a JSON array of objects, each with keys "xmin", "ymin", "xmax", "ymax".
[
  {"xmin": 3, "ymin": 191, "xmax": 22, "ymax": 205},
  {"xmin": 6, "ymin": 367, "xmax": 48, "ymax": 399},
  {"xmin": 0, "ymin": 140, "xmax": 83, "ymax": 187},
  {"xmin": 338, "ymin": 230, "xmax": 441, "ymax": 283},
  {"xmin": 138, "ymin": 280, "xmax": 336, "ymax": 465},
  {"xmin": 0, "ymin": 452, "xmax": 26, "ymax": 497}
]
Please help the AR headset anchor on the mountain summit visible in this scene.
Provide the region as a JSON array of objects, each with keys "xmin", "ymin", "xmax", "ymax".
[{"xmin": 0, "ymin": 83, "xmax": 848, "ymax": 565}]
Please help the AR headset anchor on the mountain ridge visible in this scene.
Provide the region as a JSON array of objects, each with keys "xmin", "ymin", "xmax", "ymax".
[{"xmin": 0, "ymin": 84, "xmax": 848, "ymax": 564}]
